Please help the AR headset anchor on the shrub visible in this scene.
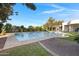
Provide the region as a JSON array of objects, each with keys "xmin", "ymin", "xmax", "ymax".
[
  {"xmin": 74, "ymin": 34, "xmax": 79, "ymax": 43},
  {"xmin": 66, "ymin": 32, "xmax": 79, "ymax": 43}
]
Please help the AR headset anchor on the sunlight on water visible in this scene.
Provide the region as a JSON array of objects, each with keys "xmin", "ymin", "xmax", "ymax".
[{"xmin": 15, "ymin": 32, "xmax": 63, "ymax": 41}]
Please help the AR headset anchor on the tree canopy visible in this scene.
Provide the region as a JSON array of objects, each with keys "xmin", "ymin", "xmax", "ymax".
[
  {"xmin": 0, "ymin": 3, "xmax": 36, "ymax": 23},
  {"xmin": 43, "ymin": 17, "xmax": 63, "ymax": 31}
]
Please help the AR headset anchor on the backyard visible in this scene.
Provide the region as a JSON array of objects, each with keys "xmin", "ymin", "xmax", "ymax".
[{"xmin": 0, "ymin": 3, "xmax": 79, "ymax": 56}]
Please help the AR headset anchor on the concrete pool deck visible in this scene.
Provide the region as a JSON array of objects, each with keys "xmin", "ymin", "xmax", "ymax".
[
  {"xmin": 0, "ymin": 37, "xmax": 7, "ymax": 49},
  {"xmin": 0, "ymin": 32, "xmax": 63, "ymax": 51},
  {"xmin": 0, "ymin": 33, "xmax": 48, "ymax": 51},
  {"xmin": 40, "ymin": 38, "xmax": 79, "ymax": 56}
]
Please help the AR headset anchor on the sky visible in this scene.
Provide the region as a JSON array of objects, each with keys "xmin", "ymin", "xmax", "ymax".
[{"xmin": 8, "ymin": 3, "xmax": 79, "ymax": 27}]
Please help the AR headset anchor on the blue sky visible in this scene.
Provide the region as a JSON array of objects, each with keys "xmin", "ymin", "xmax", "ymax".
[{"xmin": 8, "ymin": 3, "xmax": 79, "ymax": 27}]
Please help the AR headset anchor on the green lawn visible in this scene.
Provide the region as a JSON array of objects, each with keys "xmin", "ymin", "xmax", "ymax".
[
  {"xmin": 64, "ymin": 32, "xmax": 79, "ymax": 42},
  {"xmin": 0, "ymin": 43, "xmax": 51, "ymax": 56}
]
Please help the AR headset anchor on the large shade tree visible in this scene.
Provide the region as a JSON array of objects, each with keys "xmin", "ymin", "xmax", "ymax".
[
  {"xmin": 4, "ymin": 23, "xmax": 12, "ymax": 33},
  {"xmin": 0, "ymin": 3, "xmax": 36, "ymax": 34},
  {"xmin": 43, "ymin": 17, "xmax": 55, "ymax": 31},
  {"xmin": 28, "ymin": 26, "xmax": 34, "ymax": 31},
  {"xmin": 0, "ymin": 3, "xmax": 36, "ymax": 23},
  {"xmin": 20, "ymin": 25, "xmax": 25, "ymax": 32},
  {"xmin": 43, "ymin": 17, "xmax": 63, "ymax": 31},
  {"xmin": 0, "ymin": 23, "xmax": 3, "ymax": 33}
]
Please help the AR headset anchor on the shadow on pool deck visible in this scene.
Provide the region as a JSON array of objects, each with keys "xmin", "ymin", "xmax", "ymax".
[
  {"xmin": 0, "ymin": 37, "xmax": 7, "ymax": 49},
  {"xmin": 40, "ymin": 38, "xmax": 79, "ymax": 56}
]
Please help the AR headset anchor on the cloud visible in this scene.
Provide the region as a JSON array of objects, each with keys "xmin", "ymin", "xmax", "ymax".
[
  {"xmin": 68, "ymin": 13, "xmax": 79, "ymax": 19},
  {"xmin": 42, "ymin": 9, "xmax": 64, "ymax": 14},
  {"xmin": 54, "ymin": 12, "xmax": 79, "ymax": 21},
  {"xmin": 42, "ymin": 4, "xmax": 79, "ymax": 14},
  {"xmin": 42, "ymin": 4, "xmax": 65, "ymax": 14},
  {"xmin": 70, "ymin": 9, "xmax": 79, "ymax": 12},
  {"xmin": 51, "ymin": 4, "xmax": 65, "ymax": 9},
  {"xmin": 42, "ymin": 4, "xmax": 79, "ymax": 20},
  {"xmin": 60, "ymin": 9, "xmax": 79, "ymax": 14}
]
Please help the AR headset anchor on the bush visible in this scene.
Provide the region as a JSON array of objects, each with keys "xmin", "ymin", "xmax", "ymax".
[
  {"xmin": 66, "ymin": 32, "xmax": 79, "ymax": 43},
  {"xmin": 74, "ymin": 34, "xmax": 79, "ymax": 43},
  {"xmin": 66, "ymin": 32, "xmax": 76, "ymax": 41}
]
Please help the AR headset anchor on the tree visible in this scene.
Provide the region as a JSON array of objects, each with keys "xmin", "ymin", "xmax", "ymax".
[
  {"xmin": 12, "ymin": 26, "xmax": 20, "ymax": 32},
  {"xmin": 0, "ymin": 3, "xmax": 36, "ymax": 34},
  {"xmin": 43, "ymin": 17, "xmax": 63, "ymax": 31},
  {"xmin": 4, "ymin": 23, "xmax": 12, "ymax": 33},
  {"xmin": 20, "ymin": 25, "xmax": 25, "ymax": 32},
  {"xmin": 0, "ymin": 4, "xmax": 14, "ymax": 23},
  {"xmin": 0, "ymin": 3, "xmax": 36, "ymax": 23},
  {"xmin": 0, "ymin": 23, "xmax": 3, "ymax": 33},
  {"xmin": 43, "ymin": 17, "xmax": 55, "ymax": 31},
  {"xmin": 28, "ymin": 26, "xmax": 34, "ymax": 32},
  {"xmin": 47, "ymin": 17, "xmax": 55, "ymax": 31},
  {"xmin": 35, "ymin": 26, "xmax": 44, "ymax": 31}
]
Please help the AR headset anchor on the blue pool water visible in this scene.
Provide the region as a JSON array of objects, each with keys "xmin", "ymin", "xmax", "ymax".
[{"xmin": 15, "ymin": 32, "xmax": 63, "ymax": 41}]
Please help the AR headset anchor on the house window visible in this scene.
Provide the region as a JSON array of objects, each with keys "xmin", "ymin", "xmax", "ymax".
[{"xmin": 75, "ymin": 28, "xmax": 79, "ymax": 32}]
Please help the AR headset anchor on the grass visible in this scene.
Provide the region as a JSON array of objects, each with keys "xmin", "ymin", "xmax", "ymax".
[
  {"xmin": 0, "ymin": 42, "xmax": 51, "ymax": 56},
  {"xmin": 64, "ymin": 32, "xmax": 79, "ymax": 42}
]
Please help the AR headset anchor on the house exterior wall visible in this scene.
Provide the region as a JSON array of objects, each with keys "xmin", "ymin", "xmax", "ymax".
[
  {"xmin": 62, "ymin": 23, "xmax": 79, "ymax": 32},
  {"xmin": 70, "ymin": 24, "xmax": 79, "ymax": 32},
  {"xmin": 62, "ymin": 20, "xmax": 79, "ymax": 32},
  {"xmin": 64, "ymin": 25, "xmax": 69, "ymax": 32},
  {"xmin": 62, "ymin": 22, "xmax": 68, "ymax": 32}
]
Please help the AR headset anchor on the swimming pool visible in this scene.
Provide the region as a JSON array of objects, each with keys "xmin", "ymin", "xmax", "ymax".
[{"xmin": 15, "ymin": 32, "xmax": 63, "ymax": 41}]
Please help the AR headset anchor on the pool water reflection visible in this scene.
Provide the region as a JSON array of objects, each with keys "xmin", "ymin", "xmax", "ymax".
[{"xmin": 15, "ymin": 32, "xmax": 63, "ymax": 41}]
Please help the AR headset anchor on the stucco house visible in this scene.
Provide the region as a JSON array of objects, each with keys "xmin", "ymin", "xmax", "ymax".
[{"xmin": 62, "ymin": 20, "xmax": 79, "ymax": 32}]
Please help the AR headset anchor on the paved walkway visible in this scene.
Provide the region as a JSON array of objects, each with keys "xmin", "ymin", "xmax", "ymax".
[{"xmin": 40, "ymin": 38, "xmax": 79, "ymax": 56}]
